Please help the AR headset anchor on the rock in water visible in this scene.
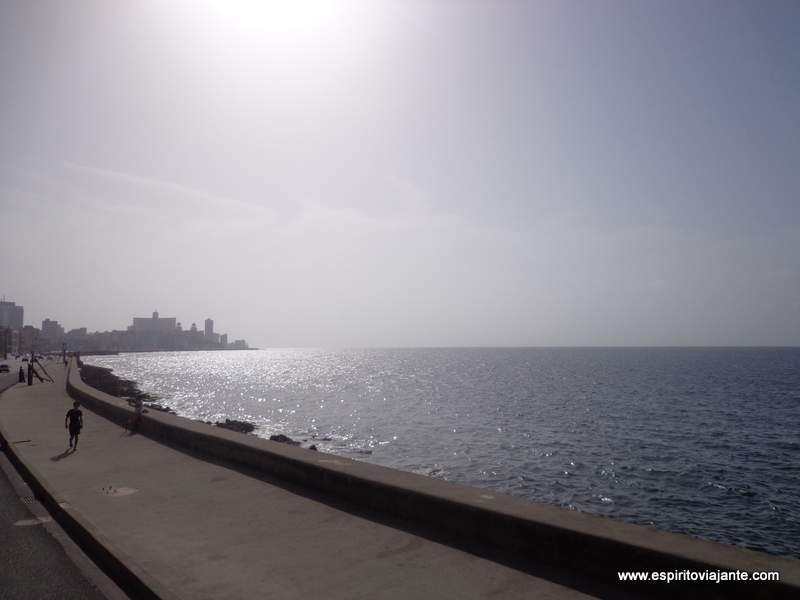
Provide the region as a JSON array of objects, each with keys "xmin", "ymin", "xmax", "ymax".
[
  {"xmin": 269, "ymin": 434, "xmax": 301, "ymax": 446},
  {"xmin": 145, "ymin": 403, "xmax": 175, "ymax": 414},
  {"xmin": 216, "ymin": 419, "xmax": 256, "ymax": 434}
]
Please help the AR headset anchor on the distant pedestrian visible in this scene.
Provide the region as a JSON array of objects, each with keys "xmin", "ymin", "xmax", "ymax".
[
  {"xmin": 130, "ymin": 397, "xmax": 144, "ymax": 433},
  {"xmin": 18, "ymin": 366, "xmax": 25, "ymax": 383},
  {"xmin": 65, "ymin": 401, "xmax": 83, "ymax": 450}
]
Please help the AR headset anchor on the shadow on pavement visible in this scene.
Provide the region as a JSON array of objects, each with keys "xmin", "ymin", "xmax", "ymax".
[{"xmin": 50, "ymin": 448, "xmax": 75, "ymax": 462}]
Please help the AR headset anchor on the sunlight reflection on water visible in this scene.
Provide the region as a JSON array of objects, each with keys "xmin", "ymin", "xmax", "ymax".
[{"xmin": 87, "ymin": 347, "xmax": 800, "ymax": 558}]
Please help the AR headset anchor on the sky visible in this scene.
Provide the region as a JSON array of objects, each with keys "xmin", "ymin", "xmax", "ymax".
[{"xmin": 1, "ymin": 0, "xmax": 798, "ymax": 347}]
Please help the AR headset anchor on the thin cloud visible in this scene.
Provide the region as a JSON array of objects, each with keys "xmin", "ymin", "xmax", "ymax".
[{"xmin": 62, "ymin": 161, "xmax": 270, "ymax": 214}]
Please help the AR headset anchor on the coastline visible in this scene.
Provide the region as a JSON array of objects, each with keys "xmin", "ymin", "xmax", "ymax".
[
  {"xmin": 78, "ymin": 363, "xmax": 304, "ymax": 440},
  {"xmin": 78, "ymin": 364, "xmax": 172, "ymax": 413},
  {"xmin": 61, "ymin": 360, "xmax": 800, "ymax": 596},
  {"xmin": 2, "ymin": 358, "xmax": 796, "ymax": 598},
  {"xmin": 81, "ymin": 348, "xmax": 800, "ymax": 560}
]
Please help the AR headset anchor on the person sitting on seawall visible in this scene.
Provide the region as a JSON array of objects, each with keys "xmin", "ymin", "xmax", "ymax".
[{"xmin": 126, "ymin": 397, "xmax": 144, "ymax": 433}]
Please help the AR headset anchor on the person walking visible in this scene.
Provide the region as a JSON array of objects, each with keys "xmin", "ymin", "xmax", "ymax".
[
  {"xmin": 18, "ymin": 365, "xmax": 25, "ymax": 383},
  {"xmin": 65, "ymin": 401, "xmax": 84, "ymax": 450}
]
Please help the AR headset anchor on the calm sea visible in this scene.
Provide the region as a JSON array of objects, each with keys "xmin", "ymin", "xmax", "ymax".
[{"xmin": 87, "ymin": 347, "xmax": 800, "ymax": 558}]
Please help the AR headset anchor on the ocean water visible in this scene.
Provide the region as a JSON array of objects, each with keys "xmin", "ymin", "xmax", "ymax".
[{"xmin": 86, "ymin": 347, "xmax": 800, "ymax": 558}]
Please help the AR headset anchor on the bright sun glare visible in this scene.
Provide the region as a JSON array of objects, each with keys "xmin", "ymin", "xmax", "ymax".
[{"xmin": 204, "ymin": 0, "xmax": 357, "ymax": 46}]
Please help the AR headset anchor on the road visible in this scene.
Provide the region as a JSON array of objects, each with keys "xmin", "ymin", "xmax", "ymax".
[{"xmin": 0, "ymin": 377, "xmax": 109, "ymax": 600}]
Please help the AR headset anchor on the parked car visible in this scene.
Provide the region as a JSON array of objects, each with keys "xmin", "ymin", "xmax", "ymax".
[{"xmin": 0, "ymin": 364, "xmax": 9, "ymax": 373}]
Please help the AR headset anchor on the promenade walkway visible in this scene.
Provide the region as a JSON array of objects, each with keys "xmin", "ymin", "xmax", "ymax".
[
  {"xmin": 0, "ymin": 364, "xmax": 607, "ymax": 599},
  {"xmin": 0, "ymin": 443, "xmax": 108, "ymax": 600}
]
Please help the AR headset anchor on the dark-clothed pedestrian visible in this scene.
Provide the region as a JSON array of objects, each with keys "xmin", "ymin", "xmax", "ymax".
[
  {"xmin": 65, "ymin": 401, "xmax": 83, "ymax": 450},
  {"xmin": 18, "ymin": 366, "xmax": 25, "ymax": 383}
]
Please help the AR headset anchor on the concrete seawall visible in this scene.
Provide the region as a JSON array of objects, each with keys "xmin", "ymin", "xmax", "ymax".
[{"xmin": 66, "ymin": 360, "xmax": 799, "ymax": 597}]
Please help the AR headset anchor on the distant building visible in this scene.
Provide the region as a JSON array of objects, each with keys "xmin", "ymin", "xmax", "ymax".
[
  {"xmin": 81, "ymin": 329, "xmax": 129, "ymax": 353},
  {"xmin": 129, "ymin": 311, "xmax": 177, "ymax": 333},
  {"xmin": 220, "ymin": 333, "xmax": 228, "ymax": 347},
  {"xmin": 232, "ymin": 339, "xmax": 248, "ymax": 349},
  {"xmin": 126, "ymin": 311, "xmax": 179, "ymax": 351},
  {"xmin": 19, "ymin": 325, "xmax": 40, "ymax": 353},
  {"xmin": 41, "ymin": 318, "xmax": 65, "ymax": 348},
  {"xmin": 0, "ymin": 299, "xmax": 23, "ymax": 355},
  {"xmin": 204, "ymin": 318, "xmax": 214, "ymax": 337},
  {"xmin": 65, "ymin": 328, "xmax": 87, "ymax": 351},
  {"xmin": 0, "ymin": 300, "xmax": 24, "ymax": 330},
  {"xmin": 0, "ymin": 327, "xmax": 19, "ymax": 355}
]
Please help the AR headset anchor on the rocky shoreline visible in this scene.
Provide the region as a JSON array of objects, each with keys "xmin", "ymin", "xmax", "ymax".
[
  {"xmin": 79, "ymin": 364, "xmax": 160, "ymax": 406},
  {"xmin": 79, "ymin": 363, "xmax": 314, "ymax": 448}
]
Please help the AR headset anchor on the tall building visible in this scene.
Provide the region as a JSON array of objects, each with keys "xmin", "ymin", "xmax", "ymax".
[
  {"xmin": 126, "ymin": 311, "xmax": 179, "ymax": 351},
  {"xmin": 0, "ymin": 328, "xmax": 18, "ymax": 355},
  {"xmin": 129, "ymin": 311, "xmax": 177, "ymax": 333},
  {"xmin": 19, "ymin": 325, "xmax": 40, "ymax": 353},
  {"xmin": 0, "ymin": 300, "xmax": 24, "ymax": 330},
  {"xmin": 41, "ymin": 318, "xmax": 65, "ymax": 340},
  {"xmin": 204, "ymin": 318, "xmax": 214, "ymax": 337}
]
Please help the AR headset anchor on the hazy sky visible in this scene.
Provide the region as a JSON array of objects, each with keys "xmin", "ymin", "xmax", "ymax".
[{"xmin": 1, "ymin": 0, "xmax": 798, "ymax": 347}]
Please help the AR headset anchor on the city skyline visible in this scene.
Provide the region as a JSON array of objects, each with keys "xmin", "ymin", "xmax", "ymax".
[
  {"xmin": 4, "ymin": 291, "xmax": 799, "ymax": 350},
  {"xmin": 0, "ymin": 298, "xmax": 248, "ymax": 353}
]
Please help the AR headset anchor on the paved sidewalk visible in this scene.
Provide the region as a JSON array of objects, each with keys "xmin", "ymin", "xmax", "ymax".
[
  {"xmin": 0, "ymin": 431, "xmax": 107, "ymax": 600},
  {"xmin": 0, "ymin": 364, "xmax": 606, "ymax": 600}
]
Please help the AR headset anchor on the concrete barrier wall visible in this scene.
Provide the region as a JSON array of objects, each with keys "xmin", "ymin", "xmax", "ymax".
[{"xmin": 67, "ymin": 360, "xmax": 800, "ymax": 598}]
